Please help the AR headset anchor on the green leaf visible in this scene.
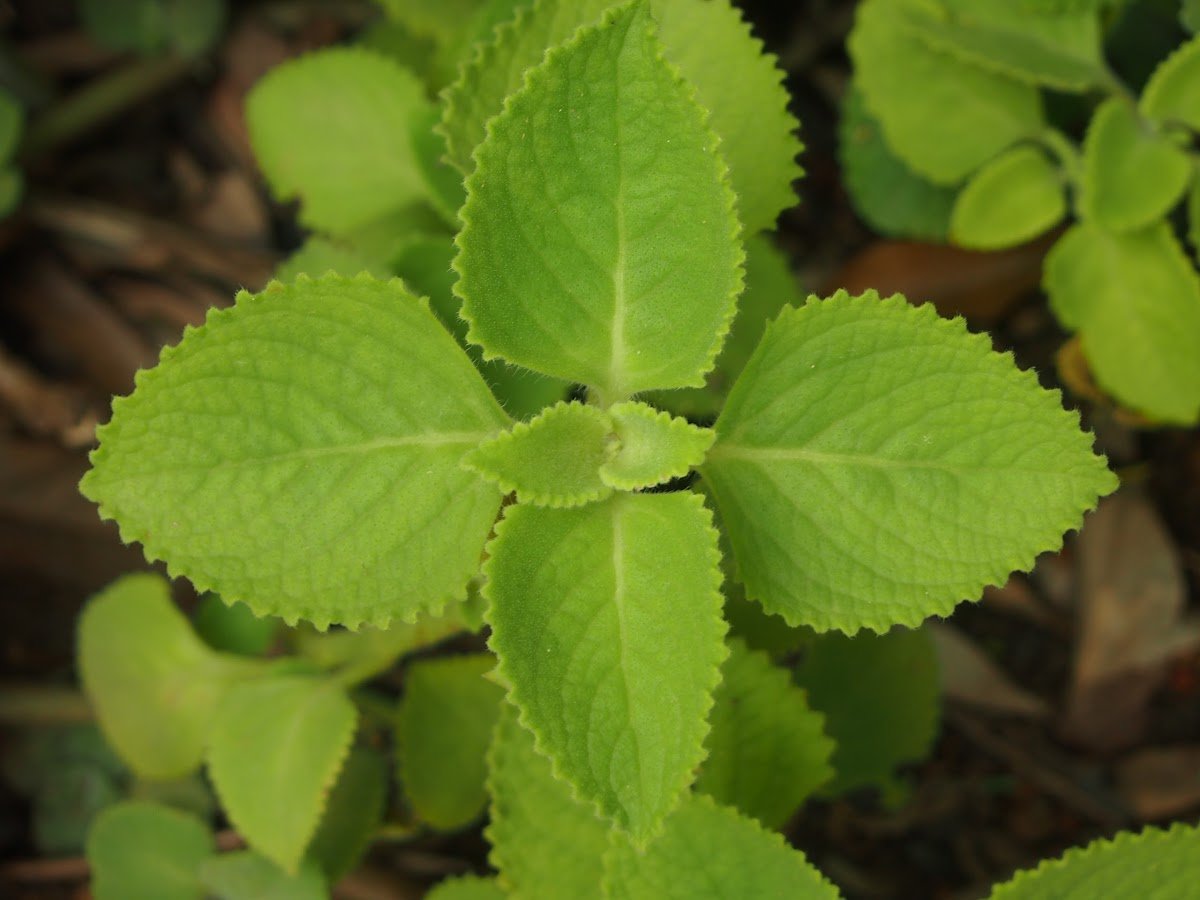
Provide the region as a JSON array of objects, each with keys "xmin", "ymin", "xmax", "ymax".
[
  {"xmin": 485, "ymin": 491, "xmax": 726, "ymax": 839},
  {"xmin": 1140, "ymin": 34, "xmax": 1200, "ymax": 132},
  {"xmin": 192, "ymin": 594, "xmax": 277, "ymax": 657},
  {"xmin": 702, "ymin": 291, "xmax": 1116, "ymax": 633},
  {"xmin": 1189, "ymin": 176, "xmax": 1200, "ymax": 262},
  {"xmin": 603, "ymin": 794, "xmax": 840, "ymax": 899},
  {"xmin": 486, "ymin": 701, "xmax": 609, "ymax": 900},
  {"xmin": 86, "ymin": 802, "xmax": 214, "ymax": 900},
  {"xmin": 456, "ymin": 2, "xmax": 741, "ymax": 399},
  {"xmin": 463, "ymin": 402, "xmax": 615, "ymax": 508},
  {"xmin": 306, "ymin": 747, "xmax": 387, "ymax": 882},
  {"xmin": 199, "ymin": 853, "xmax": 326, "ymax": 900},
  {"xmin": 1184, "ymin": 0, "xmax": 1200, "ymax": 33},
  {"xmin": 696, "ymin": 640, "xmax": 833, "ymax": 829},
  {"xmin": 376, "ymin": 0, "xmax": 489, "ymax": 43},
  {"xmin": 411, "ymin": 106, "xmax": 466, "ymax": 228},
  {"xmin": 0, "ymin": 89, "xmax": 23, "ymax": 162},
  {"xmin": 397, "ymin": 653, "xmax": 504, "ymax": 830},
  {"xmin": 207, "ymin": 675, "xmax": 357, "ymax": 873},
  {"xmin": 78, "ymin": 573, "xmax": 265, "ymax": 779},
  {"xmin": 1081, "ymin": 99, "xmax": 1191, "ymax": 231},
  {"xmin": 273, "ymin": 237, "xmax": 390, "ymax": 285},
  {"xmin": 795, "ymin": 628, "xmax": 939, "ymax": 796},
  {"xmin": 33, "ymin": 760, "xmax": 122, "ymax": 855},
  {"xmin": 78, "ymin": 0, "xmax": 225, "ymax": 57},
  {"xmin": 950, "ymin": 144, "xmax": 1066, "ymax": 249},
  {"xmin": 292, "ymin": 610, "xmax": 466, "ymax": 683},
  {"xmin": 599, "ymin": 402, "xmax": 714, "ymax": 491},
  {"xmin": 428, "ymin": 875, "xmax": 508, "ymax": 900},
  {"xmin": 246, "ymin": 48, "xmax": 433, "ymax": 234},
  {"xmin": 987, "ymin": 823, "xmax": 1200, "ymax": 898},
  {"xmin": 849, "ymin": 0, "xmax": 1044, "ymax": 185},
  {"xmin": 1045, "ymin": 222, "xmax": 1200, "ymax": 423},
  {"xmin": 81, "ymin": 275, "xmax": 509, "ymax": 629}
]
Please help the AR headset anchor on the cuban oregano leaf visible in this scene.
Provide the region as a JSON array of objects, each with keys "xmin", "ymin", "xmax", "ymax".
[
  {"xmin": 463, "ymin": 402, "xmax": 616, "ymax": 507},
  {"xmin": 696, "ymin": 639, "xmax": 834, "ymax": 829},
  {"xmin": 603, "ymin": 794, "xmax": 840, "ymax": 899},
  {"xmin": 246, "ymin": 48, "xmax": 433, "ymax": 234},
  {"xmin": 273, "ymin": 237, "xmax": 390, "ymax": 285},
  {"xmin": 702, "ymin": 290, "xmax": 1116, "ymax": 633},
  {"xmin": 1044, "ymin": 223, "xmax": 1200, "ymax": 424},
  {"xmin": 81, "ymin": 275, "xmax": 509, "ymax": 629},
  {"xmin": 1140, "ymin": 34, "xmax": 1200, "ymax": 132},
  {"xmin": 1081, "ymin": 99, "xmax": 1191, "ymax": 232},
  {"xmin": 599, "ymin": 402, "xmax": 714, "ymax": 491},
  {"xmin": 988, "ymin": 822, "xmax": 1200, "ymax": 898},
  {"xmin": 1189, "ymin": 176, "xmax": 1200, "ymax": 262},
  {"xmin": 849, "ymin": 0, "xmax": 1044, "ymax": 185},
  {"xmin": 192, "ymin": 594, "xmax": 277, "ymax": 657},
  {"xmin": 428, "ymin": 875, "xmax": 508, "ymax": 900},
  {"xmin": 306, "ymin": 747, "xmax": 386, "ymax": 882},
  {"xmin": 376, "ymin": 0, "xmax": 489, "ymax": 43},
  {"xmin": 485, "ymin": 491, "xmax": 726, "ymax": 840},
  {"xmin": 207, "ymin": 675, "xmax": 357, "ymax": 873},
  {"xmin": 487, "ymin": 701, "xmax": 609, "ymax": 899},
  {"xmin": 456, "ymin": 2, "xmax": 741, "ymax": 399},
  {"xmin": 397, "ymin": 653, "xmax": 505, "ymax": 830},
  {"xmin": 198, "ymin": 853, "xmax": 327, "ymax": 900},
  {"xmin": 86, "ymin": 802, "xmax": 214, "ymax": 900},
  {"xmin": 950, "ymin": 144, "xmax": 1066, "ymax": 249}
]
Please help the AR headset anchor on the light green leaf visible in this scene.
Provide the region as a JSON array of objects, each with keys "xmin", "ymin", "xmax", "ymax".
[
  {"xmin": 795, "ymin": 628, "xmax": 939, "ymax": 796},
  {"xmin": 292, "ymin": 609, "xmax": 467, "ymax": 684},
  {"xmin": 988, "ymin": 823, "xmax": 1200, "ymax": 898},
  {"xmin": 1044, "ymin": 223, "xmax": 1200, "ymax": 424},
  {"xmin": 0, "ymin": 89, "xmax": 23, "ymax": 162},
  {"xmin": 485, "ymin": 491, "xmax": 726, "ymax": 839},
  {"xmin": 950, "ymin": 144, "xmax": 1066, "ymax": 249},
  {"xmin": 81, "ymin": 275, "xmax": 509, "ymax": 629},
  {"xmin": 78, "ymin": 574, "xmax": 265, "ymax": 779},
  {"xmin": 456, "ymin": 2, "xmax": 741, "ymax": 399},
  {"xmin": 192, "ymin": 594, "xmax": 277, "ymax": 657},
  {"xmin": 1140, "ymin": 34, "xmax": 1200, "ymax": 132},
  {"xmin": 849, "ymin": 0, "xmax": 1044, "ymax": 185},
  {"xmin": 463, "ymin": 402, "xmax": 615, "ymax": 507},
  {"xmin": 411, "ymin": 106, "xmax": 465, "ymax": 227},
  {"xmin": 1081, "ymin": 99, "xmax": 1191, "ymax": 231},
  {"xmin": 306, "ymin": 747, "xmax": 387, "ymax": 882},
  {"xmin": 603, "ymin": 794, "xmax": 840, "ymax": 899},
  {"xmin": 376, "ymin": 0, "xmax": 489, "ymax": 43},
  {"xmin": 246, "ymin": 48, "xmax": 433, "ymax": 234},
  {"xmin": 397, "ymin": 653, "xmax": 504, "ymax": 830},
  {"xmin": 273, "ymin": 237, "xmax": 390, "ymax": 286},
  {"xmin": 207, "ymin": 675, "xmax": 357, "ymax": 873},
  {"xmin": 198, "ymin": 853, "xmax": 326, "ymax": 900},
  {"xmin": 428, "ymin": 875, "xmax": 508, "ymax": 900},
  {"xmin": 702, "ymin": 291, "xmax": 1116, "ymax": 633},
  {"xmin": 696, "ymin": 640, "xmax": 833, "ymax": 829},
  {"xmin": 599, "ymin": 402, "xmax": 714, "ymax": 491},
  {"xmin": 86, "ymin": 802, "xmax": 214, "ymax": 900}
]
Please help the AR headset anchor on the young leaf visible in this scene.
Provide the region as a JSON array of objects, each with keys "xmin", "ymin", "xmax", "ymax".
[
  {"xmin": 198, "ymin": 852, "xmax": 327, "ymax": 900},
  {"xmin": 78, "ymin": 574, "xmax": 266, "ymax": 779},
  {"xmin": 696, "ymin": 640, "xmax": 834, "ymax": 829},
  {"xmin": 950, "ymin": 145, "xmax": 1066, "ymax": 249},
  {"xmin": 455, "ymin": 1, "xmax": 742, "ymax": 399},
  {"xmin": 81, "ymin": 275, "xmax": 509, "ymax": 629},
  {"xmin": 487, "ymin": 701, "xmax": 609, "ymax": 899},
  {"xmin": 1080, "ymin": 99, "xmax": 1191, "ymax": 232},
  {"xmin": 1140, "ymin": 34, "xmax": 1200, "ymax": 132},
  {"xmin": 86, "ymin": 802, "xmax": 214, "ymax": 900},
  {"xmin": 463, "ymin": 402, "xmax": 616, "ymax": 508},
  {"xmin": 306, "ymin": 747, "xmax": 387, "ymax": 882},
  {"xmin": 987, "ymin": 822, "xmax": 1200, "ymax": 898},
  {"xmin": 397, "ymin": 653, "xmax": 504, "ymax": 830},
  {"xmin": 1044, "ymin": 222, "xmax": 1200, "ymax": 424},
  {"xmin": 246, "ymin": 49, "xmax": 433, "ymax": 234},
  {"xmin": 603, "ymin": 794, "xmax": 840, "ymax": 899},
  {"xmin": 849, "ymin": 0, "xmax": 1044, "ymax": 185},
  {"xmin": 795, "ymin": 628, "xmax": 939, "ymax": 796},
  {"xmin": 428, "ymin": 875, "xmax": 508, "ymax": 900},
  {"xmin": 702, "ymin": 291, "xmax": 1116, "ymax": 633},
  {"xmin": 599, "ymin": 402, "xmax": 714, "ymax": 491},
  {"xmin": 485, "ymin": 491, "xmax": 726, "ymax": 839},
  {"xmin": 207, "ymin": 675, "xmax": 357, "ymax": 873}
]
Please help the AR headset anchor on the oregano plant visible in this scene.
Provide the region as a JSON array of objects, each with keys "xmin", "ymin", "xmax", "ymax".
[{"xmin": 74, "ymin": 0, "xmax": 1135, "ymax": 896}]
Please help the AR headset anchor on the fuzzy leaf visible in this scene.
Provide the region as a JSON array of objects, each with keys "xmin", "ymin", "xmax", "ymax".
[
  {"xmin": 456, "ymin": 2, "xmax": 741, "ymax": 399},
  {"xmin": 485, "ymin": 491, "xmax": 726, "ymax": 839},
  {"xmin": 1140, "ymin": 34, "xmax": 1200, "ymax": 132},
  {"xmin": 849, "ymin": 0, "xmax": 1044, "ymax": 185},
  {"xmin": 988, "ymin": 823, "xmax": 1200, "ymax": 898},
  {"xmin": 397, "ymin": 653, "xmax": 504, "ymax": 830},
  {"xmin": 79, "ymin": 574, "xmax": 266, "ymax": 779},
  {"xmin": 487, "ymin": 702, "xmax": 609, "ymax": 899},
  {"xmin": 207, "ymin": 676, "xmax": 357, "ymax": 873},
  {"xmin": 1081, "ymin": 99, "xmax": 1191, "ymax": 232},
  {"xmin": 306, "ymin": 747, "xmax": 387, "ymax": 882},
  {"xmin": 81, "ymin": 275, "xmax": 509, "ymax": 629},
  {"xmin": 696, "ymin": 640, "xmax": 834, "ymax": 829},
  {"xmin": 86, "ymin": 802, "xmax": 214, "ymax": 900},
  {"xmin": 463, "ymin": 402, "xmax": 615, "ymax": 507},
  {"xmin": 950, "ymin": 144, "xmax": 1066, "ymax": 249},
  {"xmin": 1044, "ymin": 223, "xmax": 1200, "ymax": 424},
  {"xmin": 246, "ymin": 48, "xmax": 433, "ymax": 234},
  {"xmin": 198, "ymin": 853, "xmax": 326, "ymax": 900},
  {"xmin": 703, "ymin": 291, "xmax": 1116, "ymax": 633},
  {"xmin": 603, "ymin": 794, "xmax": 840, "ymax": 899},
  {"xmin": 599, "ymin": 402, "xmax": 713, "ymax": 490},
  {"xmin": 428, "ymin": 876, "xmax": 508, "ymax": 900}
]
